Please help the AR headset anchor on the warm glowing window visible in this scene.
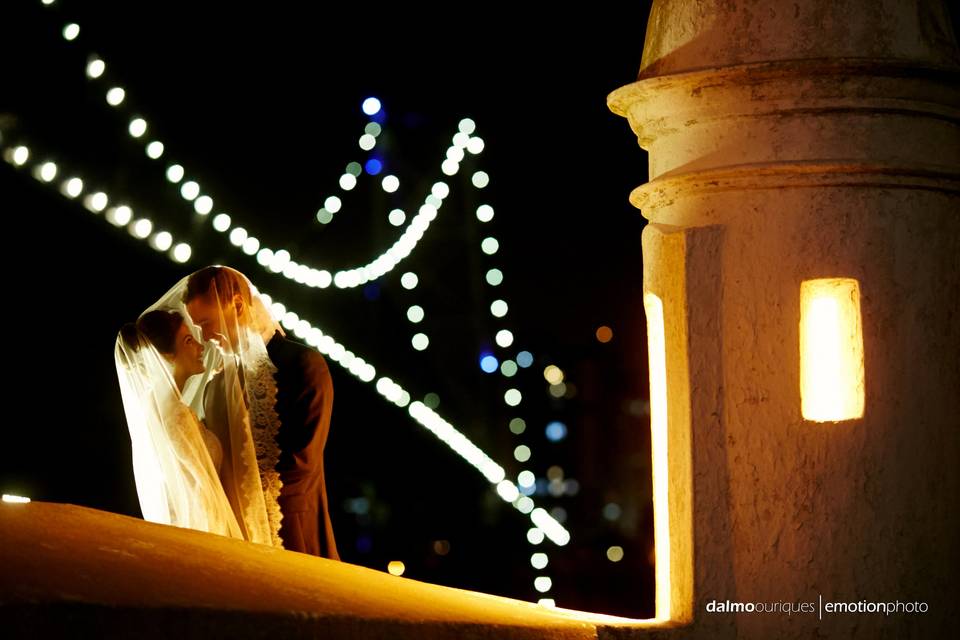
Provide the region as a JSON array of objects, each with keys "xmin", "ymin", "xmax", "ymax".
[
  {"xmin": 800, "ymin": 278, "xmax": 865, "ymax": 422},
  {"xmin": 643, "ymin": 293, "xmax": 670, "ymax": 620}
]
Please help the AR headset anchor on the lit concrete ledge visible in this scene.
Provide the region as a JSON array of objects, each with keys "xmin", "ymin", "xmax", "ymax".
[{"xmin": 0, "ymin": 502, "xmax": 673, "ymax": 639}]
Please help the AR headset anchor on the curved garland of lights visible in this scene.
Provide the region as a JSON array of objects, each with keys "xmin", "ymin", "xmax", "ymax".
[
  {"xmin": 53, "ymin": 14, "xmax": 487, "ymax": 290},
  {"xmin": 0, "ymin": 132, "xmax": 570, "ymax": 548}
]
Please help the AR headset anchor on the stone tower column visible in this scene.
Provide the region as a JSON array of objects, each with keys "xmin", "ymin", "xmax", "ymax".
[{"xmin": 609, "ymin": 1, "xmax": 959, "ymax": 637}]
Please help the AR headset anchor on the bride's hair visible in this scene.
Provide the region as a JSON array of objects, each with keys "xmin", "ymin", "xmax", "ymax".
[{"xmin": 120, "ymin": 310, "xmax": 185, "ymax": 355}]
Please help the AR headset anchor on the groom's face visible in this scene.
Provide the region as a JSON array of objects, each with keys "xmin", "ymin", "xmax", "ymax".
[{"xmin": 186, "ymin": 293, "xmax": 241, "ymax": 349}]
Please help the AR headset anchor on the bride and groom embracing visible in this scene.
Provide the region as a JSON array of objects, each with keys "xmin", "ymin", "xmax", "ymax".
[{"xmin": 115, "ymin": 265, "xmax": 339, "ymax": 560}]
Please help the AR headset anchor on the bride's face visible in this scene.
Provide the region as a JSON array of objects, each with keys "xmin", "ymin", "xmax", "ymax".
[{"xmin": 171, "ymin": 323, "xmax": 205, "ymax": 379}]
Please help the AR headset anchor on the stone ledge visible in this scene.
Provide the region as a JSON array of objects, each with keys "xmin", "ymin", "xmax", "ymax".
[{"xmin": 0, "ymin": 502, "xmax": 666, "ymax": 639}]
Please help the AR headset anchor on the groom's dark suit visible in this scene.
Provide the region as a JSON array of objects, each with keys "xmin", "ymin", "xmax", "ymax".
[{"xmin": 267, "ymin": 331, "xmax": 339, "ymax": 560}]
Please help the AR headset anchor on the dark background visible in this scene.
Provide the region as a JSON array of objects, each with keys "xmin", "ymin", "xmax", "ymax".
[{"xmin": 0, "ymin": 0, "xmax": 656, "ymax": 617}]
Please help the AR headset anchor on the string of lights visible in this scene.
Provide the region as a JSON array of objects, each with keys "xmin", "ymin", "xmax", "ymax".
[
  {"xmin": 67, "ymin": 19, "xmax": 487, "ymax": 290},
  {"xmin": 316, "ymin": 98, "xmax": 387, "ymax": 226},
  {"xmin": 37, "ymin": 2, "xmax": 569, "ymax": 598},
  {"xmin": 48, "ymin": 7, "xmax": 489, "ymax": 291},
  {"xmin": 457, "ymin": 134, "xmax": 567, "ymax": 603},
  {"xmin": 0, "ymin": 132, "xmax": 571, "ymax": 550}
]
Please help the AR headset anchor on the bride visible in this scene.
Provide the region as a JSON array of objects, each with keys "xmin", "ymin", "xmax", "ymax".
[{"xmin": 115, "ymin": 281, "xmax": 281, "ymax": 547}]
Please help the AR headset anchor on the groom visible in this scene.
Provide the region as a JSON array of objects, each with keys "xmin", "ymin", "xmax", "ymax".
[{"xmin": 184, "ymin": 266, "xmax": 340, "ymax": 560}]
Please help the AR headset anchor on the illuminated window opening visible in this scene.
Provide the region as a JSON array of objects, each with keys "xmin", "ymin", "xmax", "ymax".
[{"xmin": 800, "ymin": 278, "xmax": 865, "ymax": 422}]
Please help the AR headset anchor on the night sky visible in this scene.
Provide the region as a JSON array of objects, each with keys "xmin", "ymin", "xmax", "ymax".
[{"xmin": 1, "ymin": 1, "xmax": 656, "ymax": 617}]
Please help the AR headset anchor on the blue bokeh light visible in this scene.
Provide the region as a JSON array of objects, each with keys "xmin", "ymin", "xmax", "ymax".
[
  {"xmin": 480, "ymin": 353, "xmax": 499, "ymax": 373},
  {"xmin": 516, "ymin": 350, "xmax": 534, "ymax": 368},
  {"xmin": 365, "ymin": 158, "xmax": 383, "ymax": 175},
  {"xmin": 545, "ymin": 421, "xmax": 568, "ymax": 442}
]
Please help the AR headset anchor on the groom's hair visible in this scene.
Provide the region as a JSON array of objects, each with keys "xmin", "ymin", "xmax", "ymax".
[{"xmin": 183, "ymin": 266, "xmax": 252, "ymax": 307}]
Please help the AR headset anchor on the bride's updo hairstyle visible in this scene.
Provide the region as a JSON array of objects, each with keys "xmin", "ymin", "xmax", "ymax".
[{"xmin": 120, "ymin": 310, "xmax": 185, "ymax": 355}]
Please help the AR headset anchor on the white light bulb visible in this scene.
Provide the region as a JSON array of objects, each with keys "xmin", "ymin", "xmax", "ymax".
[
  {"xmin": 110, "ymin": 205, "xmax": 132, "ymax": 227},
  {"xmin": 106, "ymin": 87, "xmax": 125, "ymax": 106},
  {"xmin": 481, "ymin": 237, "xmax": 499, "ymax": 255},
  {"xmin": 472, "ymin": 171, "xmax": 490, "ymax": 188},
  {"xmin": 180, "ymin": 181, "xmax": 200, "ymax": 200},
  {"xmin": 324, "ymin": 195, "xmax": 342, "ymax": 213},
  {"xmin": 212, "ymin": 213, "xmax": 231, "ymax": 232},
  {"xmin": 359, "ymin": 134, "xmax": 376, "ymax": 151},
  {"xmin": 411, "ymin": 333, "xmax": 429, "ymax": 351},
  {"xmin": 486, "ymin": 268, "xmax": 504, "ymax": 286},
  {"xmin": 441, "ymin": 159, "xmax": 459, "ymax": 176},
  {"xmin": 339, "ymin": 173, "xmax": 357, "ymax": 190},
  {"xmin": 172, "ymin": 243, "xmax": 192, "ymax": 263},
  {"xmin": 128, "ymin": 118, "xmax": 147, "ymax": 138},
  {"xmin": 64, "ymin": 177, "xmax": 83, "ymax": 198},
  {"xmin": 518, "ymin": 470, "xmax": 536, "ymax": 487},
  {"xmin": 193, "ymin": 195, "xmax": 213, "ymax": 215},
  {"xmin": 85, "ymin": 191, "xmax": 108, "ymax": 212},
  {"xmin": 534, "ymin": 577, "xmax": 552, "ymax": 593},
  {"xmin": 504, "ymin": 388, "xmax": 522, "ymax": 406},
  {"xmin": 39, "ymin": 162, "xmax": 57, "ymax": 182},
  {"xmin": 362, "ymin": 97, "xmax": 382, "ymax": 116},
  {"xmin": 229, "ymin": 227, "xmax": 248, "ymax": 247},
  {"xmin": 467, "ymin": 137, "xmax": 485, "ymax": 154},
  {"xmin": 496, "ymin": 480, "xmax": 520, "ymax": 502},
  {"xmin": 515, "ymin": 496, "xmax": 535, "ymax": 514},
  {"xmin": 131, "ymin": 218, "xmax": 153, "ymax": 238},
  {"xmin": 12, "ymin": 146, "xmax": 29, "ymax": 166},
  {"xmin": 165, "ymin": 164, "xmax": 184, "ymax": 183},
  {"xmin": 151, "ymin": 231, "xmax": 173, "ymax": 251},
  {"xmin": 146, "ymin": 141, "xmax": 164, "ymax": 159},
  {"xmin": 86, "ymin": 58, "xmax": 105, "ymax": 79},
  {"xmin": 382, "ymin": 175, "xmax": 399, "ymax": 193},
  {"xmin": 476, "ymin": 204, "xmax": 494, "ymax": 222},
  {"xmin": 407, "ymin": 305, "xmax": 424, "ymax": 323},
  {"xmin": 388, "ymin": 209, "xmax": 406, "ymax": 226},
  {"xmin": 62, "ymin": 23, "xmax": 80, "ymax": 41},
  {"xmin": 431, "ymin": 182, "xmax": 450, "ymax": 199}
]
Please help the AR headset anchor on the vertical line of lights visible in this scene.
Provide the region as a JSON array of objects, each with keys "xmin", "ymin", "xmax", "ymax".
[{"xmin": 461, "ymin": 116, "xmax": 568, "ymax": 604}]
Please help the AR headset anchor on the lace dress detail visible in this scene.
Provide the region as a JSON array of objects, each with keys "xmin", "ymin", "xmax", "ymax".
[{"xmin": 242, "ymin": 337, "xmax": 284, "ymax": 549}]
